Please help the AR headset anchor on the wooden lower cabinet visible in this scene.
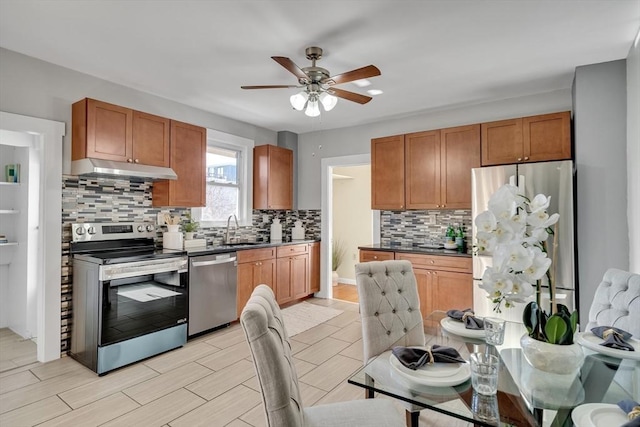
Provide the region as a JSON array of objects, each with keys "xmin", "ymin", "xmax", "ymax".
[
  {"xmin": 309, "ymin": 242, "xmax": 320, "ymax": 293},
  {"xmin": 276, "ymin": 243, "xmax": 310, "ymax": 305},
  {"xmin": 236, "ymin": 248, "xmax": 276, "ymax": 317},
  {"xmin": 395, "ymin": 253, "xmax": 472, "ymax": 316}
]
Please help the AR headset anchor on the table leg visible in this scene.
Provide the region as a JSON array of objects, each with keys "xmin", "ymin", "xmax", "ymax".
[
  {"xmin": 365, "ymin": 373, "xmax": 375, "ymax": 399},
  {"xmin": 406, "ymin": 410, "xmax": 419, "ymax": 427}
]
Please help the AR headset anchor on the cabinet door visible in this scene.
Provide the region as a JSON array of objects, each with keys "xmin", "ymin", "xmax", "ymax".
[
  {"xmin": 371, "ymin": 135, "xmax": 405, "ymax": 210},
  {"xmin": 152, "ymin": 121, "xmax": 206, "ymax": 207},
  {"xmin": 405, "ymin": 130, "xmax": 441, "ymax": 209},
  {"xmin": 276, "ymin": 257, "xmax": 294, "ymax": 304},
  {"xmin": 291, "ymin": 254, "xmax": 310, "ymax": 300},
  {"xmin": 440, "ymin": 124, "xmax": 480, "ymax": 209},
  {"xmin": 431, "ymin": 270, "xmax": 472, "ymax": 312},
  {"xmin": 237, "ymin": 258, "xmax": 276, "ymax": 318},
  {"xmin": 132, "ymin": 111, "xmax": 170, "ymax": 167},
  {"xmin": 414, "ymin": 268, "xmax": 433, "ymax": 317},
  {"xmin": 523, "ymin": 111, "xmax": 571, "ymax": 162},
  {"xmin": 309, "ymin": 242, "xmax": 320, "ymax": 293},
  {"xmin": 481, "ymin": 118, "xmax": 523, "ymax": 166},
  {"xmin": 253, "ymin": 145, "xmax": 293, "ymax": 210},
  {"xmin": 80, "ymin": 98, "xmax": 133, "ymax": 162}
]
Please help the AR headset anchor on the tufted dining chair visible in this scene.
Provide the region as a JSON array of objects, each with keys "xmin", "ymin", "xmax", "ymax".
[
  {"xmin": 355, "ymin": 260, "xmax": 425, "ymax": 427},
  {"xmin": 585, "ymin": 268, "xmax": 640, "ymax": 337},
  {"xmin": 240, "ymin": 284, "xmax": 404, "ymax": 427}
]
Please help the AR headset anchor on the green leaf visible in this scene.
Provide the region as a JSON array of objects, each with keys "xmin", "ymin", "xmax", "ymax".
[
  {"xmin": 570, "ymin": 311, "xmax": 579, "ymax": 335},
  {"xmin": 545, "ymin": 315, "xmax": 568, "ymax": 344}
]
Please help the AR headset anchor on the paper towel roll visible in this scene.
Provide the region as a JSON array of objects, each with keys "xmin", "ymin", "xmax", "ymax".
[{"xmin": 163, "ymin": 232, "xmax": 183, "ymax": 250}]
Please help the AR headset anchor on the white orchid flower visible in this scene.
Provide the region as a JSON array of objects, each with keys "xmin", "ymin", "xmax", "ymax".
[
  {"xmin": 524, "ymin": 227, "xmax": 550, "ymax": 243},
  {"xmin": 521, "ymin": 247, "xmax": 552, "ymax": 282},
  {"xmin": 488, "ymin": 185, "xmax": 518, "ymax": 222},
  {"xmin": 475, "ymin": 210, "xmax": 497, "ymax": 233},
  {"xmin": 495, "ymin": 242, "xmax": 533, "ymax": 273},
  {"xmin": 506, "ymin": 278, "xmax": 534, "ymax": 302},
  {"xmin": 475, "ymin": 231, "xmax": 497, "ymax": 253},
  {"xmin": 481, "ymin": 267, "xmax": 513, "ymax": 297},
  {"xmin": 529, "ymin": 194, "xmax": 551, "ymax": 212}
]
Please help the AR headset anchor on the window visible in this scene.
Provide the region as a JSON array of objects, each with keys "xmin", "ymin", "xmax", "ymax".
[{"xmin": 192, "ymin": 129, "xmax": 253, "ymax": 227}]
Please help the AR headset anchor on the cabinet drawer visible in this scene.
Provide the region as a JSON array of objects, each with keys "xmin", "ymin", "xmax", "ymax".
[
  {"xmin": 276, "ymin": 244, "xmax": 308, "ymax": 258},
  {"xmin": 396, "ymin": 253, "xmax": 471, "ymax": 273},
  {"xmin": 238, "ymin": 247, "xmax": 276, "ymax": 263},
  {"xmin": 359, "ymin": 250, "xmax": 395, "ymax": 262}
]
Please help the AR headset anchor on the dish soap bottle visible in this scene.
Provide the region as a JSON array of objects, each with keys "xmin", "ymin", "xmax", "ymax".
[
  {"xmin": 455, "ymin": 225, "xmax": 465, "ymax": 251},
  {"xmin": 292, "ymin": 220, "xmax": 305, "ymax": 240}
]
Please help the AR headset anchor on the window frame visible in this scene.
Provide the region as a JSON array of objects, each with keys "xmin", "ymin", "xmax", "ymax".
[{"xmin": 192, "ymin": 129, "xmax": 254, "ymax": 227}]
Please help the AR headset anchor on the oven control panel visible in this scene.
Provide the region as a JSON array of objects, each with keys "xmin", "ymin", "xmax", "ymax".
[{"xmin": 72, "ymin": 222, "xmax": 156, "ymax": 242}]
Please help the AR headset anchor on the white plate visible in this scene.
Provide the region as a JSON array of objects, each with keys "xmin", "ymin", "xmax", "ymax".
[
  {"xmin": 389, "ymin": 352, "xmax": 471, "ymax": 387},
  {"xmin": 440, "ymin": 317, "xmax": 486, "ymax": 339},
  {"xmin": 571, "ymin": 403, "xmax": 628, "ymax": 427},
  {"xmin": 576, "ymin": 331, "xmax": 640, "ymax": 361}
]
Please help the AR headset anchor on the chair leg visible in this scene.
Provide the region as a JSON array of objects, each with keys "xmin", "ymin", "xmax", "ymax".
[{"xmin": 405, "ymin": 410, "xmax": 419, "ymax": 427}]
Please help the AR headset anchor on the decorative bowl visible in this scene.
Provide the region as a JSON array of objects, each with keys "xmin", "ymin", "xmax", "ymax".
[{"xmin": 444, "ymin": 242, "xmax": 458, "ymax": 250}]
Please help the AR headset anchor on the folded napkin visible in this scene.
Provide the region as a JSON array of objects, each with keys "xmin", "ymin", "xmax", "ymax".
[
  {"xmin": 392, "ymin": 345, "xmax": 465, "ymax": 370},
  {"xmin": 447, "ymin": 308, "xmax": 485, "ymax": 330},
  {"xmin": 591, "ymin": 326, "xmax": 635, "ymax": 352},
  {"xmin": 617, "ymin": 400, "xmax": 640, "ymax": 427}
]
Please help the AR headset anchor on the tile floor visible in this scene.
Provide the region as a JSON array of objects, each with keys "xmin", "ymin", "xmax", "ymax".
[{"xmin": 0, "ymin": 298, "xmax": 471, "ymax": 427}]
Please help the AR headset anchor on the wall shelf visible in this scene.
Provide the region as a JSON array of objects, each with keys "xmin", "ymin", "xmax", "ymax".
[
  {"xmin": 0, "ymin": 209, "xmax": 19, "ymax": 214},
  {"xmin": 0, "ymin": 181, "xmax": 20, "ymax": 186},
  {"xmin": 0, "ymin": 242, "xmax": 18, "ymax": 247}
]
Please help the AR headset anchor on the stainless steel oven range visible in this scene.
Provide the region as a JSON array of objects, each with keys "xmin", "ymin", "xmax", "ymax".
[{"xmin": 70, "ymin": 222, "xmax": 188, "ymax": 375}]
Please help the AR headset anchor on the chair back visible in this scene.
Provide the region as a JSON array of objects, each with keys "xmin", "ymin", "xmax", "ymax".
[
  {"xmin": 240, "ymin": 285, "xmax": 304, "ymax": 427},
  {"xmin": 355, "ymin": 260, "xmax": 425, "ymax": 363},
  {"xmin": 586, "ymin": 268, "xmax": 640, "ymax": 337}
]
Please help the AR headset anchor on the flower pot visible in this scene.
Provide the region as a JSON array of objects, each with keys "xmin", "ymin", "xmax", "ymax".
[
  {"xmin": 332, "ymin": 271, "xmax": 339, "ymax": 286},
  {"xmin": 184, "ymin": 232, "xmax": 195, "ymax": 240},
  {"xmin": 520, "ymin": 333, "xmax": 584, "ymax": 375},
  {"xmin": 167, "ymin": 224, "xmax": 180, "ymax": 233}
]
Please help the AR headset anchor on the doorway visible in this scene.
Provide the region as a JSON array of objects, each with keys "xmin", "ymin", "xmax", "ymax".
[
  {"xmin": 319, "ymin": 154, "xmax": 379, "ymax": 300},
  {"xmin": 0, "ymin": 112, "xmax": 64, "ymax": 367}
]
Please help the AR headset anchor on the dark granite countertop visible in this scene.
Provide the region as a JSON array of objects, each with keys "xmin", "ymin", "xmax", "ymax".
[
  {"xmin": 186, "ymin": 239, "xmax": 319, "ymax": 256},
  {"xmin": 358, "ymin": 243, "xmax": 472, "ymax": 258}
]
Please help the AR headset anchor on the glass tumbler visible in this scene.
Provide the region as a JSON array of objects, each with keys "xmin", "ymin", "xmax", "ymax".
[
  {"xmin": 470, "ymin": 352, "xmax": 499, "ymax": 395},
  {"xmin": 484, "ymin": 317, "xmax": 506, "ymax": 346}
]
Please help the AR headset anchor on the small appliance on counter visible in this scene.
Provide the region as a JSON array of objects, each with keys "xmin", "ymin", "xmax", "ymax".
[{"xmin": 292, "ymin": 220, "xmax": 305, "ymax": 240}]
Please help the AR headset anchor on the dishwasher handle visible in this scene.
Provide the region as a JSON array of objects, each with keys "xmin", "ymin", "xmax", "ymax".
[{"xmin": 191, "ymin": 257, "xmax": 237, "ymax": 267}]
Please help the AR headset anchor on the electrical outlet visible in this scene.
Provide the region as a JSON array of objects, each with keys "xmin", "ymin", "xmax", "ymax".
[
  {"xmin": 157, "ymin": 212, "xmax": 166, "ymax": 225},
  {"xmin": 426, "ymin": 214, "xmax": 436, "ymax": 225}
]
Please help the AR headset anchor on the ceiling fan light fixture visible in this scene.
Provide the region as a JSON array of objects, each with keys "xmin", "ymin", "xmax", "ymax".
[
  {"xmin": 305, "ymin": 98, "xmax": 321, "ymax": 117},
  {"xmin": 290, "ymin": 91, "xmax": 308, "ymax": 111},
  {"xmin": 319, "ymin": 92, "xmax": 338, "ymax": 111}
]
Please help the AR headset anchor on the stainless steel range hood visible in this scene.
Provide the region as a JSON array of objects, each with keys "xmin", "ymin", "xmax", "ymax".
[{"xmin": 71, "ymin": 158, "xmax": 178, "ymax": 180}]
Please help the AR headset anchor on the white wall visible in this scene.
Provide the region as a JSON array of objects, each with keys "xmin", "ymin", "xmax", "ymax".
[
  {"xmin": 573, "ymin": 60, "xmax": 629, "ymax": 320},
  {"xmin": 628, "ymin": 36, "xmax": 640, "ymax": 273},
  {"xmin": 0, "ymin": 48, "xmax": 278, "ymax": 174},
  {"xmin": 332, "ymin": 165, "xmax": 371, "ymax": 282},
  {"xmin": 298, "ymin": 90, "xmax": 572, "ymax": 209}
]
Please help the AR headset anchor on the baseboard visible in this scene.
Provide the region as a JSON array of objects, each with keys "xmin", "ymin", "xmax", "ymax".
[{"xmin": 337, "ymin": 278, "xmax": 356, "ymax": 285}]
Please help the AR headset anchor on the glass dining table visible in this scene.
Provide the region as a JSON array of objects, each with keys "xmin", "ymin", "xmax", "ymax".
[{"xmin": 347, "ymin": 311, "xmax": 639, "ymax": 426}]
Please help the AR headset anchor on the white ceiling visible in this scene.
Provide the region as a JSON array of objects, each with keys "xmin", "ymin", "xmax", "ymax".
[{"xmin": 1, "ymin": 1, "xmax": 639, "ymax": 134}]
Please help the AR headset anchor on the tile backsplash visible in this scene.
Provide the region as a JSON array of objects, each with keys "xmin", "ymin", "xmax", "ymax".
[{"xmin": 380, "ymin": 209, "xmax": 472, "ymax": 247}]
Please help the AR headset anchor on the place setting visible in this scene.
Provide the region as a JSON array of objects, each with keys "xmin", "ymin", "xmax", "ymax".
[
  {"xmin": 575, "ymin": 325, "xmax": 640, "ymax": 361},
  {"xmin": 440, "ymin": 308, "xmax": 506, "ymax": 346},
  {"xmin": 571, "ymin": 399, "xmax": 640, "ymax": 427},
  {"xmin": 389, "ymin": 345, "xmax": 472, "ymax": 387}
]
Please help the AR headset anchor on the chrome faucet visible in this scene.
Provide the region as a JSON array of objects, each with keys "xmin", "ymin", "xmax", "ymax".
[{"xmin": 225, "ymin": 214, "xmax": 239, "ymax": 244}]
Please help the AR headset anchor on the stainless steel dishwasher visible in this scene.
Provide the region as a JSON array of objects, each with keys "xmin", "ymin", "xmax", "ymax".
[{"xmin": 188, "ymin": 252, "xmax": 237, "ymax": 337}]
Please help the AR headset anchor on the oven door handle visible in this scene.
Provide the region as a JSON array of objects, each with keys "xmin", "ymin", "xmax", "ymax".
[{"xmin": 191, "ymin": 257, "xmax": 237, "ymax": 267}]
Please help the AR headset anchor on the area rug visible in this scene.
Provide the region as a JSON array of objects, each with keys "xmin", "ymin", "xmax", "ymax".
[{"xmin": 282, "ymin": 302, "xmax": 343, "ymax": 337}]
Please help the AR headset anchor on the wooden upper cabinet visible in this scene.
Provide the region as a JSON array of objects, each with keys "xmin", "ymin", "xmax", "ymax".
[
  {"xmin": 405, "ymin": 130, "xmax": 440, "ymax": 209},
  {"xmin": 132, "ymin": 111, "xmax": 170, "ymax": 167},
  {"xmin": 481, "ymin": 111, "xmax": 571, "ymax": 166},
  {"xmin": 72, "ymin": 98, "xmax": 133, "ymax": 162},
  {"xmin": 523, "ymin": 111, "xmax": 571, "ymax": 162},
  {"xmin": 440, "ymin": 124, "xmax": 480, "ymax": 209},
  {"xmin": 253, "ymin": 145, "xmax": 293, "ymax": 210},
  {"xmin": 152, "ymin": 120, "xmax": 206, "ymax": 207},
  {"xmin": 481, "ymin": 118, "xmax": 523, "ymax": 166},
  {"xmin": 371, "ymin": 135, "xmax": 405, "ymax": 210}
]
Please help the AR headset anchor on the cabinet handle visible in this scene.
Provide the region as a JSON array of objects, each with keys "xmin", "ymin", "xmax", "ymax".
[
  {"xmin": 134, "ymin": 159, "xmax": 139, "ymax": 163},
  {"xmin": 433, "ymin": 271, "xmax": 437, "ymax": 275},
  {"xmin": 517, "ymin": 157, "xmax": 522, "ymax": 162},
  {"xmin": 373, "ymin": 256, "xmax": 378, "ymax": 260},
  {"xmin": 127, "ymin": 158, "xmax": 133, "ymax": 163},
  {"xmin": 400, "ymin": 205, "xmax": 403, "ymax": 208},
  {"xmin": 442, "ymin": 204, "xmax": 445, "ymax": 208},
  {"xmin": 430, "ymin": 260, "xmax": 435, "ymax": 264},
  {"xmin": 524, "ymin": 156, "xmax": 529, "ymax": 160}
]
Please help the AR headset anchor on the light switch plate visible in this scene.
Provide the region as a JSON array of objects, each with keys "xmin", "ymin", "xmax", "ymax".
[{"xmin": 426, "ymin": 214, "xmax": 436, "ymax": 225}]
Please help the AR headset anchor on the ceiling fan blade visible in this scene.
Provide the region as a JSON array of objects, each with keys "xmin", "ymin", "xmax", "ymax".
[
  {"xmin": 321, "ymin": 65, "xmax": 381, "ymax": 85},
  {"xmin": 271, "ymin": 56, "xmax": 309, "ymax": 83},
  {"xmin": 241, "ymin": 85, "xmax": 299, "ymax": 89},
  {"xmin": 327, "ymin": 88, "xmax": 372, "ymax": 104}
]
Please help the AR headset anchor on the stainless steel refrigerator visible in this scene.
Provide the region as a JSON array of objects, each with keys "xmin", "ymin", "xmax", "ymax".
[{"xmin": 471, "ymin": 160, "xmax": 576, "ymax": 323}]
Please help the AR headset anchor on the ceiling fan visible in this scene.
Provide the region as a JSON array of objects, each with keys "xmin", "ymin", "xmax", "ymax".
[{"xmin": 241, "ymin": 46, "xmax": 381, "ymax": 116}]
